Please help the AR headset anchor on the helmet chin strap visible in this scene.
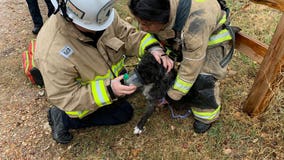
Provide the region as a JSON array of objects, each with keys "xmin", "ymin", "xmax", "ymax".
[
  {"xmin": 61, "ymin": 1, "xmax": 73, "ymax": 22},
  {"xmin": 53, "ymin": 0, "xmax": 73, "ymax": 22}
]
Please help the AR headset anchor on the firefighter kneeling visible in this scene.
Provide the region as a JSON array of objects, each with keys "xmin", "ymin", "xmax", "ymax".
[{"xmin": 34, "ymin": 0, "xmax": 173, "ymax": 144}]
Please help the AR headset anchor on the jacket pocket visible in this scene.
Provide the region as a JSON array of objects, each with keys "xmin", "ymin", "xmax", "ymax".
[{"xmin": 104, "ymin": 37, "xmax": 125, "ymax": 63}]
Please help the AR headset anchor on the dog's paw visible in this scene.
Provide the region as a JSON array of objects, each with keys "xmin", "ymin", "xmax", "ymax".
[{"xmin": 133, "ymin": 126, "xmax": 143, "ymax": 135}]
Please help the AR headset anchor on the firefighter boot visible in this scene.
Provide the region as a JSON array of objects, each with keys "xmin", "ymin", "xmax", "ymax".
[
  {"xmin": 193, "ymin": 120, "xmax": 212, "ymax": 133},
  {"xmin": 32, "ymin": 25, "xmax": 42, "ymax": 34},
  {"xmin": 48, "ymin": 106, "xmax": 73, "ymax": 144}
]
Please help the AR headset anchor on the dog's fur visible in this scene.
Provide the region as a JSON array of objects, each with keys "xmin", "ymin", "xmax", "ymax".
[{"xmin": 133, "ymin": 53, "xmax": 177, "ymax": 134}]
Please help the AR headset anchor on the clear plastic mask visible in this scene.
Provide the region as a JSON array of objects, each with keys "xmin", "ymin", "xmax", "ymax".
[{"xmin": 124, "ymin": 71, "xmax": 143, "ymax": 88}]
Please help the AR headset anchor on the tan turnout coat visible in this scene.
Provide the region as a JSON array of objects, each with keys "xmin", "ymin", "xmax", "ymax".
[
  {"xmin": 156, "ymin": 0, "xmax": 230, "ymax": 101},
  {"xmin": 34, "ymin": 11, "xmax": 147, "ymax": 115}
]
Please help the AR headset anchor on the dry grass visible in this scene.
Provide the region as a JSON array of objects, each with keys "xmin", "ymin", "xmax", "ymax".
[{"xmin": 0, "ymin": 0, "xmax": 283, "ymax": 159}]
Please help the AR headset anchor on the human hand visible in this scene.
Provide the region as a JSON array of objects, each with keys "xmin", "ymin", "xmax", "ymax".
[
  {"xmin": 111, "ymin": 75, "xmax": 137, "ymax": 97},
  {"xmin": 149, "ymin": 47, "xmax": 174, "ymax": 73}
]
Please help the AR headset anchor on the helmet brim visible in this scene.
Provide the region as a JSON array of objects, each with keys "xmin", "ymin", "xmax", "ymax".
[
  {"xmin": 72, "ymin": 9, "xmax": 115, "ymax": 31},
  {"xmin": 51, "ymin": 0, "xmax": 115, "ymax": 31}
]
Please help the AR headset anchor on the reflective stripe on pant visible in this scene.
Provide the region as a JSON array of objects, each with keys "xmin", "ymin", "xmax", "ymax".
[
  {"xmin": 182, "ymin": 74, "xmax": 221, "ymax": 124},
  {"xmin": 191, "ymin": 105, "xmax": 221, "ymax": 124},
  {"xmin": 59, "ymin": 100, "xmax": 133, "ymax": 129}
]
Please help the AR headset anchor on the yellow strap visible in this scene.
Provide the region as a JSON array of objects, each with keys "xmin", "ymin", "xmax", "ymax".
[
  {"xmin": 24, "ymin": 51, "xmax": 30, "ymax": 73},
  {"xmin": 95, "ymin": 58, "xmax": 125, "ymax": 81},
  {"xmin": 194, "ymin": 0, "xmax": 206, "ymax": 2},
  {"xmin": 111, "ymin": 58, "xmax": 125, "ymax": 77},
  {"xmin": 218, "ymin": 14, "xmax": 227, "ymax": 26},
  {"xmin": 165, "ymin": 47, "xmax": 172, "ymax": 55},
  {"xmin": 31, "ymin": 39, "xmax": 36, "ymax": 67}
]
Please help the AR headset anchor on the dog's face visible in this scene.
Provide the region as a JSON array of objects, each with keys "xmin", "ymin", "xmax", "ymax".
[
  {"xmin": 135, "ymin": 54, "xmax": 176, "ymax": 99},
  {"xmin": 136, "ymin": 53, "xmax": 166, "ymax": 85}
]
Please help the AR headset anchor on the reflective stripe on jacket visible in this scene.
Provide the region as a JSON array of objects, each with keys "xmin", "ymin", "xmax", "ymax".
[
  {"xmin": 171, "ymin": 11, "xmax": 232, "ymax": 95},
  {"xmin": 172, "ymin": 75, "xmax": 193, "ymax": 94},
  {"xmin": 139, "ymin": 33, "xmax": 159, "ymax": 57},
  {"xmin": 91, "ymin": 58, "xmax": 125, "ymax": 107},
  {"xmin": 65, "ymin": 58, "xmax": 125, "ymax": 118},
  {"xmin": 208, "ymin": 14, "xmax": 232, "ymax": 46}
]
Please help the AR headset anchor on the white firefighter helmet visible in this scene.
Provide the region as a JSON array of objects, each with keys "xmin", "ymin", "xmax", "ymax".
[{"xmin": 51, "ymin": 0, "xmax": 115, "ymax": 31}]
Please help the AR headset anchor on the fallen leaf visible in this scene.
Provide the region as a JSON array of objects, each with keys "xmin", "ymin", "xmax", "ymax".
[{"xmin": 223, "ymin": 148, "xmax": 232, "ymax": 155}]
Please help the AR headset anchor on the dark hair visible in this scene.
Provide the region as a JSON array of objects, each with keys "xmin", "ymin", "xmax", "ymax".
[{"xmin": 128, "ymin": 0, "xmax": 170, "ymax": 24}]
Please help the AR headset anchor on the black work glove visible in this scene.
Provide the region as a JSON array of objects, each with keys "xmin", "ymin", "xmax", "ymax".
[
  {"xmin": 165, "ymin": 93, "xmax": 188, "ymax": 110},
  {"xmin": 165, "ymin": 93, "xmax": 178, "ymax": 105}
]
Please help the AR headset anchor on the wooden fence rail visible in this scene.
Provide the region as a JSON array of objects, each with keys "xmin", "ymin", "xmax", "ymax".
[{"xmin": 251, "ymin": 0, "xmax": 284, "ymax": 11}]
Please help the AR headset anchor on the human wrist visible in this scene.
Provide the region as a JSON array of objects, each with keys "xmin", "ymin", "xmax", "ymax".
[
  {"xmin": 107, "ymin": 79, "xmax": 118, "ymax": 101},
  {"xmin": 107, "ymin": 85, "xmax": 117, "ymax": 101},
  {"xmin": 148, "ymin": 46, "xmax": 164, "ymax": 53}
]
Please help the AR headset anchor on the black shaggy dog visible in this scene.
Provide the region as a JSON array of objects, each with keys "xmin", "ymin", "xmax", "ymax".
[{"xmin": 125, "ymin": 53, "xmax": 177, "ymax": 134}]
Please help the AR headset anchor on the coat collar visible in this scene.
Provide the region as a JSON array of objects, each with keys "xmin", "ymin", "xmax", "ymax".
[
  {"xmin": 155, "ymin": 0, "xmax": 179, "ymax": 40},
  {"xmin": 55, "ymin": 14, "xmax": 94, "ymax": 43}
]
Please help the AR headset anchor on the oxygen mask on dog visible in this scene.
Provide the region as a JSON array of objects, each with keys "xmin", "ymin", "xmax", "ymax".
[{"xmin": 123, "ymin": 70, "xmax": 143, "ymax": 88}]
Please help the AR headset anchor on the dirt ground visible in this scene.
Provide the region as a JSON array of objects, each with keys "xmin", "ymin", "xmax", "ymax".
[
  {"xmin": 0, "ymin": 0, "xmax": 283, "ymax": 160},
  {"xmin": 0, "ymin": 0, "xmax": 61, "ymax": 159}
]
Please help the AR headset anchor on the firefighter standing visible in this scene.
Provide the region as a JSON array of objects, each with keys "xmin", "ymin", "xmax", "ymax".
[
  {"xmin": 26, "ymin": 0, "xmax": 55, "ymax": 34},
  {"xmin": 129, "ymin": 0, "xmax": 235, "ymax": 133},
  {"xmin": 34, "ymin": 0, "xmax": 173, "ymax": 144}
]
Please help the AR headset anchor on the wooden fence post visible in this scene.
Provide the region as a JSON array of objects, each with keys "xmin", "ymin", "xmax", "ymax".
[{"xmin": 243, "ymin": 14, "xmax": 284, "ymax": 116}]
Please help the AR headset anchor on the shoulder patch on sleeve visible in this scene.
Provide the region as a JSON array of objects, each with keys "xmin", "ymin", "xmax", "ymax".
[{"xmin": 60, "ymin": 45, "xmax": 73, "ymax": 58}]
